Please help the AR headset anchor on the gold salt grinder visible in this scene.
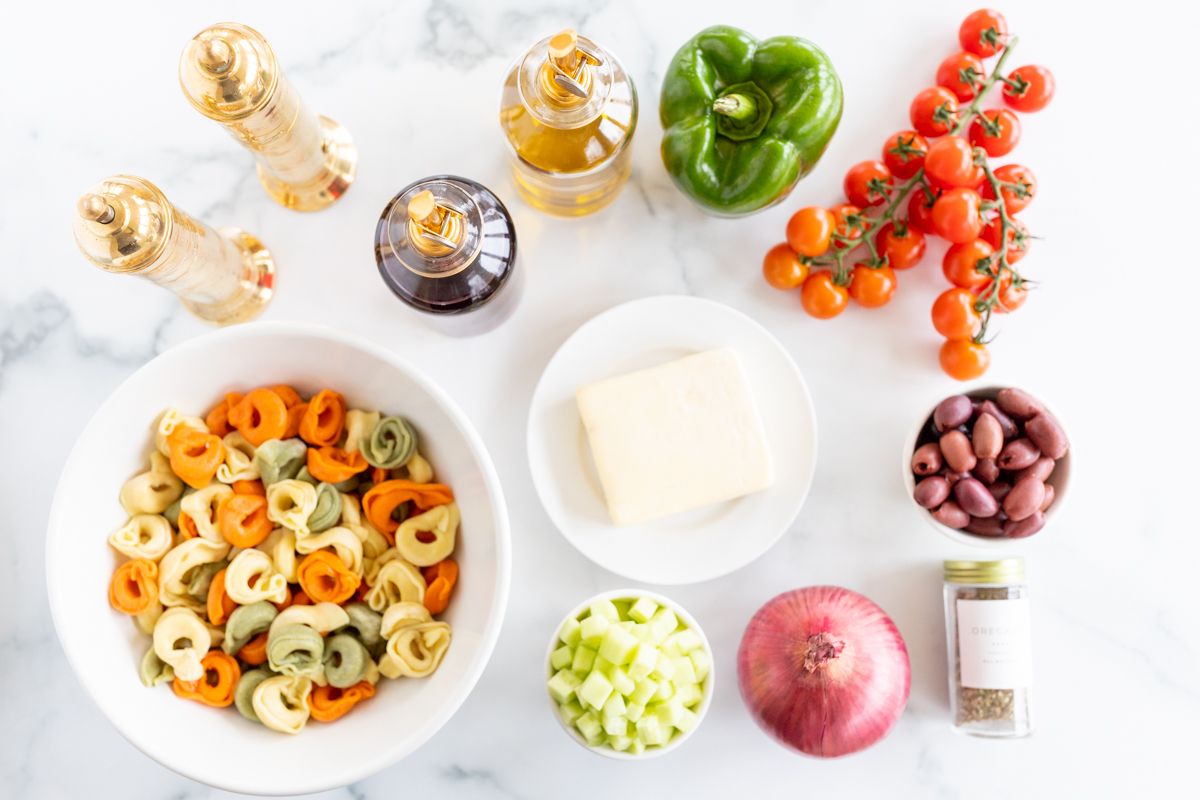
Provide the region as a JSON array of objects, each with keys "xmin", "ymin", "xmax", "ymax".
[
  {"xmin": 179, "ymin": 22, "xmax": 356, "ymax": 211},
  {"xmin": 73, "ymin": 175, "xmax": 274, "ymax": 324}
]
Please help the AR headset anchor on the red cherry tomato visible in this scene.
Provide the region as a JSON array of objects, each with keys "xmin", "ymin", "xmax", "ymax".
[
  {"xmin": 876, "ymin": 222, "xmax": 927, "ymax": 270},
  {"xmin": 910, "ymin": 87, "xmax": 959, "ymax": 137},
  {"xmin": 931, "ymin": 287, "xmax": 983, "ymax": 340},
  {"xmin": 924, "ymin": 136, "xmax": 983, "ymax": 189},
  {"xmin": 848, "ymin": 264, "xmax": 897, "ymax": 308},
  {"xmin": 786, "ymin": 207, "xmax": 835, "ymax": 257},
  {"xmin": 762, "ymin": 243, "xmax": 809, "ymax": 290},
  {"xmin": 830, "ymin": 203, "xmax": 868, "ymax": 247},
  {"xmin": 959, "ymin": 9, "xmax": 1008, "ymax": 57},
  {"xmin": 800, "ymin": 271, "xmax": 849, "ymax": 319},
  {"xmin": 977, "ymin": 272, "xmax": 1028, "ymax": 313},
  {"xmin": 968, "ymin": 109, "xmax": 1021, "ymax": 157},
  {"xmin": 936, "ymin": 52, "xmax": 986, "ymax": 101},
  {"xmin": 907, "ymin": 189, "xmax": 941, "ymax": 235},
  {"xmin": 983, "ymin": 164, "xmax": 1037, "ymax": 214},
  {"xmin": 843, "ymin": 160, "xmax": 893, "ymax": 208},
  {"xmin": 942, "ymin": 239, "xmax": 995, "ymax": 289},
  {"xmin": 932, "ymin": 188, "xmax": 983, "ymax": 244},
  {"xmin": 882, "ymin": 131, "xmax": 929, "ymax": 179},
  {"xmin": 982, "ymin": 215, "xmax": 1030, "ymax": 264},
  {"xmin": 940, "ymin": 339, "xmax": 991, "ymax": 380},
  {"xmin": 1003, "ymin": 65, "xmax": 1055, "ymax": 112}
]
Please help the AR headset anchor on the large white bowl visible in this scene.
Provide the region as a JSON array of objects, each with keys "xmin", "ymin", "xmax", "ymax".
[{"xmin": 46, "ymin": 323, "xmax": 511, "ymax": 795}]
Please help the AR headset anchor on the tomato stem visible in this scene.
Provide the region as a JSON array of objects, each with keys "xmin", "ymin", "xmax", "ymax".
[{"xmin": 951, "ymin": 36, "xmax": 1019, "ymax": 136}]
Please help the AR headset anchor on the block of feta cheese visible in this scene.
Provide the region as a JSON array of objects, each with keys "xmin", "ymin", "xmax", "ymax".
[{"xmin": 575, "ymin": 348, "xmax": 773, "ymax": 526}]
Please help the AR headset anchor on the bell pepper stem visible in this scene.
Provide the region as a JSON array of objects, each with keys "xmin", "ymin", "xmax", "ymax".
[{"xmin": 712, "ymin": 94, "xmax": 757, "ymax": 122}]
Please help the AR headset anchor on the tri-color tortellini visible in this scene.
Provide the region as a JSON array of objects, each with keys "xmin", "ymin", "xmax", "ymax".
[{"xmin": 106, "ymin": 385, "xmax": 463, "ymax": 734}]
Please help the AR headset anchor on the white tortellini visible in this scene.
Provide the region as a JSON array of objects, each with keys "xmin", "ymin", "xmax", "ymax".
[
  {"xmin": 379, "ymin": 601, "xmax": 432, "ymax": 637},
  {"xmin": 363, "ymin": 548, "xmax": 401, "ymax": 587},
  {"xmin": 364, "ymin": 559, "xmax": 426, "ymax": 613},
  {"xmin": 394, "ymin": 503, "xmax": 458, "ymax": 567},
  {"xmin": 135, "ymin": 602, "xmax": 164, "ymax": 635},
  {"xmin": 224, "ymin": 548, "xmax": 288, "ymax": 605},
  {"xmin": 270, "ymin": 602, "xmax": 350, "ymax": 636},
  {"xmin": 295, "ymin": 526, "xmax": 364, "ymax": 576},
  {"xmin": 152, "ymin": 607, "xmax": 211, "ymax": 682},
  {"xmin": 215, "ymin": 431, "xmax": 259, "ymax": 484},
  {"xmin": 180, "ymin": 483, "xmax": 234, "ymax": 543},
  {"xmin": 266, "ymin": 479, "xmax": 318, "ymax": 537},
  {"xmin": 342, "ymin": 409, "xmax": 380, "ymax": 455},
  {"xmin": 257, "ymin": 528, "xmax": 298, "ymax": 583},
  {"xmin": 108, "ymin": 514, "xmax": 174, "ymax": 561},
  {"xmin": 379, "ymin": 621, "xmax": 452, "ymax": 679},
  {"xmin": 154, "ymin": 408, "xmax": 208, "ymax": 457},
  {"xmin": 251, "ymin": 675, "xmax": 313, "ymax": 735},
  {"xmin": 158, "ymin": 537, "xmax": 231, "ymax": 609},
  {"xmin": 404, "ymin": 452, "xmax": 434, "ymax": 484},
  {"xmin": 119, "ymin": 452, "xmax": 183, "ymax": 515}
]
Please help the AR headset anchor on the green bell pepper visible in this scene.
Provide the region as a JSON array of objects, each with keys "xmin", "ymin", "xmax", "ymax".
[{"xmin": 660, "ymin": 26, "xmax": 844, "ymax": 217}]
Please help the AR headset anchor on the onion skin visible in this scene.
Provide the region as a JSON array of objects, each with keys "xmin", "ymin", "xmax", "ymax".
[{"xmin": 737, "ymin": 586, "xmax": 910, "ymax": 758}]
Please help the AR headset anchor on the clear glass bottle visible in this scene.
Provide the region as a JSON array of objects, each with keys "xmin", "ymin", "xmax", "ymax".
[
  {"xmin": 943, "ymin": 558, "xmax": 1034, "ymax": 737},
  {"xmin": 374, "ymin": 175, "xmax": 519, "ymax": 336},
  {"xmin": 499, "ymin": 29, "xmax": 637, "ymax": 217}
]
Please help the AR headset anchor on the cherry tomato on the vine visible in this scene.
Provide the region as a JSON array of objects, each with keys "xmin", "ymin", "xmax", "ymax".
[
  {"xmin": 982, "ymin": 215, "xmax": 1030, "ymax": 263},
  {"xmin": 936, "ymin": 51, "xmax": 986, "ymax": 101},
  {"xmin": 932, "ymin": 188, "xmax": 983, "ymax": 244},
  {"xmin": 830, "ymin": 203, "xmax": 868, "ymax": 247},
  {"xmin": 910, "ymin": 87, "xmax": 959, "ymax": 137},
  {"xmin": 968, "ymin": 109, "xmax": 1021, "ymax": 157},
  {"xmin": 800, "ymin": 271, "xmax": 849, "ymax": 319},
  {"xmin": 977, "ymin": 271, "xmax": 1027, "ymax": 313},
  {"xmin": 1003, "ymin": 65, "xmax": 1055, "ymax": 112},
  {"xmin": 786, "ymin": 207, "xmax": 835, "ymax": 257},
  {"xmin": 931, "ymin": 287, "xmax": 983, "ymax": 340},
  {"xmin": 959, "ymin": 9, "xmax": 1008, "ymax": 57},
  {"xmin": 942, "ymin": 239, "xmax": 995, "ymax": 289},
  {"xmin": 843, "ymin": 160, "xmax": 893, "ymax": 208},
  {"xmin": 848, "ymin": 264, "xmax": 897, "ymax": 308},
  {"xmin": 876, "ymin": 221, "xmax": 927, "ymax": 270},
  {"xmin": 924, "ymin": 136, "xmax": 983, "ymax": 189},
  {"xmin": 762, "ymin": 243, "xmax": 809, "ymax": 290},
  {"xmin": 882, "ymin": 131, "xmax": 929, "ymax": 179},
  {"xmin": 983, "ymin": 164, "xmax": 1037, "ymax": 214},
  {"xmin": 907, "ymin": 188, "xmax": 941, "ymax": 235},
  {"xmin": 940, "ymin": 339, "xmax": 991, "ymax": 380}
]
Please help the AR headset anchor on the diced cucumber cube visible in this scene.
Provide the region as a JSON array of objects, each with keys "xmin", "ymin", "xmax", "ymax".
[
  {"xmin": 550, "ymin": 645, "xmax": 573, "ymax": 671},
  {"xmin": 571, "ymin": 646, "xmax": 596, "ymax": 674},
  {"xmin": 609, "ymin": 665, "xmax": 636, "ymax": 697},
  {"xmin": 664, "ymin": 629, "xmax": 703, "ymax": 655},
  {"xmin": 647, "ymin": 608, "xmax": 679, "ymax": 643},
  {"xmin": 616, "ymin": 620, "xmax": 636, "ymax": 632},
  {"xmin": 624, "ymin": 701, "xmax": 645, "ymax": 722},
  {"xmin": 653, "ymin": 680, "xmax": 674, "ymax": 702},
  {"xmin": 603, "ymin": 714, "xmax": 629, "ymax": 737},
  {"xmin": 575, "ymin": 710, "xmax": 604, "ymax": 744},
  {"xmin": 579, "ymin": 670, "xmax": 614, "ymax": 710},
  {"xmin": 672, "ymin": 656, "xmax": 698, "ymax": 686},
  {"xmin": 608, "ymin": 734, "xmax": 633, "ymax": 752},
  {"xmin": 651, "ymin": 652, "xmax": 676, "ymax": 681},
  {"xmin": 613, "ymin": 600, "xmax": 632, "ymax": 618},
  {"xmin": 558, "ymin": 698, "xmax": 585, "ymax": 725},
  {"xmin": 630, "ymin": 623, "xmax": 655, "ymax": 643},
  {"xmin": 602, "ymin": 693, "xmax": 627, "ymax": 719},
  {"xmin": 631, "ymin": 679, "xmax": 658, "ymax": 706},
  {"xmin": 628, "ymin": 597, "xmax": 658, "ymax": 623},
  {"xmin": 689, "ymin": 648, "xmax": 712, "ymax": 682},
  {"xmin": 629, "ymin": 739, "xmax": 646, "ymax": 755},
  {"xmin": 599, "ymin": 625, "xmax": 639, "ymax": 666},
  {"xmin": 675, "ymin": 707, "xmax": 700, "ymax": 734},
  {"xmin": 580, "ymin": 614, "xmax": 610, "ymax": 647},
  {"xmin": 674, "ymin": 682, "xmax": 703, "ymax": 707},
  {"xmin": 594, "ymin": 655, "xmax": 614, "ymax": 676},
  {"xmin": 629, "ymin": 643, "xmax": 658, "ymax": 680},
  {"xmin": 559, "ymin": 617, "xmax": 582, "ymax": 647},
  {"xmin": 636, "ymin": 715, "xmax": 668, "ymax": 747},
  {"xmin": 589, "ymin": 599, "xmax": 619, "ymax": 621},
  {"xmin": 656, "ymin": 697, "xmax": 685, "ymax": 727},
  {"xmin": 547, "ymin": 669, "xmax": 582, "ymax": 704}
]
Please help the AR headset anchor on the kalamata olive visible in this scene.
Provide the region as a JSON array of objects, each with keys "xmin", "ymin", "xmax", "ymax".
[
  {"xmin": 914, "ymin": 476, "xmax": 951, "ymax": 508},
  {"xmin": 934, "ymin": 395, "xmax": 973, "ymax": 432},
  {"xmin": 996, "ymin": 387, "xmax": 1045, "ymax": 420},
  {"xmin": 973, "ymin": 457, "xmax": 999, "ymax": 484},
  {"xmin": 978, "ymin": 399, "xmax": 1018, "ymax": 439},
  {"xmin": 972, "ymin": 413, "xmax": 1003, "ymax": 459},
  {"xmin": 939, "ymin": 430, "xmax": 977, "ymax": 473},
  {"xmin": 1003, "ymin": 476, "xmax": 1046, "ymax": 521},
  {"xmin": 998, "ymin": 438, "xmax": 1041, "ymax": 470},
  {"xmin": 1004, "ymin": 511, "xmax": 1046, "ymax": 538},
  {"xmin": 987, "ymin": 481, "xmax": 1012, "ymax": 502},
  {"xmin": 941, "ymin": 469, "xmax": 970, "ymax": 486},
  {"xmin": 1017, "ymin": 456, "xmax": 1056, "ymax": 484},
  {"xmin": 1026, "ymin": 412, "xmax": 1069, "ymax": 459},
  {"xmin": 965, "ymin": 516, "xmax": 1005, "ymax": 537},
  {"xmin": 932, "ymin": 501, "xmax": 970, "ymax": 529},
  {"xmin": 953, "ymin": 477, "xmax": 999, "ymax": 517},
  {"xmin": 1040, "ymin": 484, "xmax": 1056, "ymax": 511},
  {"xmin": 911, "ymin": 443, "xmax": 943, "ymax": 476}
]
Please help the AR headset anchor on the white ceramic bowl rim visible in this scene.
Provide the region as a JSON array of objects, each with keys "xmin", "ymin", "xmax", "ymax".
[{"xmin": 45, "ymin": 321, "xmax": 512, "ymax": 795}]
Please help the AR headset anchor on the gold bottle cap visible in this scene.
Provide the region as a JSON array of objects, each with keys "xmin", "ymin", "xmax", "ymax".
[
  {"xmin": 73, "ymin": 176, "xmax": 171, "ymax": 273},
  {"xmin": 944, "ymin": 558, "xmax": 1025, "ymax": 585},
  {"xmin": 540, "ymin": 28, "xmax": 601, "ymax": 102},
  {"xmin": 180, "ymin": 22, "xmax": 279, "ymax": 120},
  {"xmin": 406, "ymin": 190, "xmax": 466, "ymax": 257}
]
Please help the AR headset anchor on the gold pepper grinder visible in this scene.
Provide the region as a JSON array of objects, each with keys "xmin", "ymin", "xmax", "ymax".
[
  {"xmin": 73, "ymin": 175, "xmax": 275, "ymax": 324},
  {"xmin": 179, "ymin": 22, "xmax": 356, "ymax": 211}
]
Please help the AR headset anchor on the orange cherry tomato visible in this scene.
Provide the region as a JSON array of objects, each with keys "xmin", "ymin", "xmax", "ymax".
[
  {"xmin": 910, "ymin": 86, "xmax": 959, "ymax": 137},
  {"xmin": 762, "ymin": 243, "xmax": 809, "ymax": 290},
  {"xmin": 936, "ymin": 51, "xmax": 985, "ymax": 101},
  {"xmin": 848, "ymin": 265, "xmax": 897, "ymax": 308},
  {"xmin": 882, "ymin": 130, "xmax": 928, "ymax": 179},
  {"xmin": 983, "ymin": 164, "xmax": 1037, "ymax": 214},
  {"xmin": 923, "ymin": 136, "xmax": 982, "ymax": 189},
  {"xmin": 907, "ymin": 188, "xmax": 941, "ymax": 235},
  {"xmin": 982, "ymin": 215, "xmax": 1030, "ymax": 264},
  {"xmin": 843, "ymin": 160, "xmax": 893, "ymax": 208},
  {"xmin": 799, "ymin": 272, "xmax": 849, "ymax": 319},
  {"xmin": 931, "ymin": 288, "xmax": 983, "ymax": 340},
  {"xmin": 1003, "ymin": 65, "xmax": 1055, "ymax": 113},
  {"xmin": 969, "ymin": 109, "xmax": 1021, "ymax": 157},
  {"xmin": 830, "ymin": 203, "xmax": 867, "ymax": 248},
  {"xmin": 940, "ymin": 339, "xmax": 991, "ymax": 381},
  {"xmin": 875, "ymin": 222, "xmax": 926, "ymax": 270},
  {"xmin": 959, "ymin": 8, "xmax": 1008, "ymax": 57},
  {"xmin": 785, "ymin": 207, "xmax": 835, "ymax": 257},
  {"xmin": 942, "ymin": 239, "xmax": 995, "ymax": 289},
  {"xmin": 977, "ymin": 272, "xmax": 1028, "ymax": 313},
  {"xmin": 931, "ymin": 188, "xmax": 983, "ymax": 244}
]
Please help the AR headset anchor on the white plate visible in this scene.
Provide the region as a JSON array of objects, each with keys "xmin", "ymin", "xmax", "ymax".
[{"xmin": 527, "ymin": 296, "xmax": 817, "ymax": 584}]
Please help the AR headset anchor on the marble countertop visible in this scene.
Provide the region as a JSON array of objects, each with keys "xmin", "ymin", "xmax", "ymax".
[{"xmin": 2, "ymin": 0, "xmax": 1194, "ymax": 797}]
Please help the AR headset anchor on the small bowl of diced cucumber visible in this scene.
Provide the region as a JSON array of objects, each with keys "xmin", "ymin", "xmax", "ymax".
[{"xmin": 545, "ymin": 589, "xmax": 714, "ymax": 759}]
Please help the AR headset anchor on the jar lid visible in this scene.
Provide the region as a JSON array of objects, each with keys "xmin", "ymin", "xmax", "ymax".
[
  {"xmin": 179, "ymin": 22, "xmax": 278, "ymax": 120},
  {"xmin": 943, "ymin": 558, "xmax": 1025, "ymax": 584},
  {"xmin": 73, "ymin": 175, "xmax": 172, "ymax": 273}
]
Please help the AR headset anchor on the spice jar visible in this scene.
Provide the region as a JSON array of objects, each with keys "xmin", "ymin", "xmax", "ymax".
[{"xmin": 943, "ymin": 558, "xmax": 1033, "ymax": 737}]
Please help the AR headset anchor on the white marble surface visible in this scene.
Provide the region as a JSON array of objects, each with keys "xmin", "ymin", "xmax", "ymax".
[{"xmin": 2, "ymin": 0, "xmax": 1195, "ymax": 797}]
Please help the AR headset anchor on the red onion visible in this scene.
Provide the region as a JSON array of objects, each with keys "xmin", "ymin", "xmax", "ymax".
[{"xmin": 737, "ymin": 586, "xmax": 910, "ymax": 757}]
